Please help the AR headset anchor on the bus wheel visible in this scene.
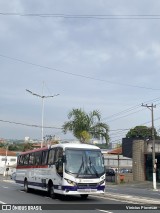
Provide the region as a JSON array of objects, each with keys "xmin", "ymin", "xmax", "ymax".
[
  {"xmin": 49, "ymin": 185, "xmax": 57, "ymax": 199},
  {"xmin": 80, "ymin": 194, "xmax": 88, "ymax": 200},
  {"xmin": 24, "ymin": 180, "xmax": 30, "ymax": 193}
]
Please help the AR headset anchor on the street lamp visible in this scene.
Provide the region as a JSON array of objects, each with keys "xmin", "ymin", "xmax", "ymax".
[{"xmin": 26, "ymin": 88, "xmax": 59, "ymax": 148}]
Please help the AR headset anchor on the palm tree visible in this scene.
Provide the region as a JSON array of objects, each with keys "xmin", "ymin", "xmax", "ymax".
[{"xmin": 62, "ymin": 108, "xmax": 109, "ymax": 145}]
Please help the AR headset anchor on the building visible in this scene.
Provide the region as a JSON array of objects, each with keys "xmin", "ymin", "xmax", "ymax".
[
  {"xmin": 0, "ymin": 148, "xmax": 17, "ymax": 175},
  {"xmin": 102, "ymin": 147, "xmax": 132, "ymax": 170},
  {"xmin": 24, "ymin": 137, "xmax": 30, "ymax": 142},
  {"xmin": 122, "ymin": 138, "xmax": 160, "ymax": 182}
]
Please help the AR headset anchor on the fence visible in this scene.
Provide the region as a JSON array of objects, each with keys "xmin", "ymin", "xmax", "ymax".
[{"xmin": 104, "ymin": 154, "xmax": 132, "ymax": 169}]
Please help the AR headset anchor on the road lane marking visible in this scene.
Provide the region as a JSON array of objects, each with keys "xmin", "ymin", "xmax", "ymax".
[
  {"xmin": 19, "ymin": 190, "xmax": 25, "ymax": 193},
  {"xmin": 97, "ymin": 210, "xmax": 113, "ymax": 213},
  {"xmin": 2, "ymin": 186, "xmax": 8, "ymax": 189},
  {"xmin": 3, "ymin": 180, "xmax": 16, "ymax": 184},
  {"xmin": 0, "ymin": 201, "xmax": 6, "ymax": 204}
]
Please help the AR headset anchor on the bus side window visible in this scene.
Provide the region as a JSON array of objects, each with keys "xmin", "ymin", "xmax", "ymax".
[
  {"xmin": 23, "ymin": 154, "xmax": 29, "ymax": 165},
  {"xmin": 55, "ymin": 148, "xmax": 63, "ymax": 162},
  {"xmin": 17, "ymin": 156, "xmax": 21, "ymax": 165},
  {"xmin": 42, "ymin": 151, "xmax": 48, "ymax": 165},
  {"xmin": 20, "ymin": 155, "xmax": 24, "ymax": 165},
  {"xmin": 35, "ymin": 152, "xmax": 42, "ymax": 165},
  {"xmin": 55, "ymin": 148, "xmax": 63, "ymax": 175},
  {"xmin": 29, "ymin": 153, "xmax": 35, "ymax": 165},
  {"xmin": 48, "ymin": 149, "xmax": 55, "ymax": 165}
]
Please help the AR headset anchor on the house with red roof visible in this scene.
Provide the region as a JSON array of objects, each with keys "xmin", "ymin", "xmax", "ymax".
[
  {"xmin": 102, "ymin": 147, "xmax": 132, "ymax": 171},
  {"xmin": 0, "ymin": 148, "xmax": 17, "ymax": 175}
]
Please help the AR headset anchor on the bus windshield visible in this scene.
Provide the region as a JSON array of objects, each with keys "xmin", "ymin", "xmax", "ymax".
[{"xmin": 65, "ymin": 149, "xmax": 104, "ymax": 177}]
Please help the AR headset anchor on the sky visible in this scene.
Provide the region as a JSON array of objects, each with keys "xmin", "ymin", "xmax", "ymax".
[{"xmin": 1, "ymin": 0, "xmax": 160, "ymax": 144}]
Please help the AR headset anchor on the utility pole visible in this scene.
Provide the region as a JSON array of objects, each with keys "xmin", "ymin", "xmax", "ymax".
[
  {"xmin": 3, "ymin": 144, "xmax": 8, "ymax": 177},
  {"xmin": 26, "ymin": 86, "xmax": 59, "ymax": 148},
  {"xmin": 142, "ymin": 103, "xmax": 157, "ymax": 190},
  {"xmin": 117, "ymin": 153, "xmax": 120, "ymax": 184}
]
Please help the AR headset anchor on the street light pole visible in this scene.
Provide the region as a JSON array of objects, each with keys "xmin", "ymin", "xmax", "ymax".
[
  {"xmin": 41, "ymin": 82, "xmax": 44, "ymax": 146},
  {"xmin": 26, "ymin": 88, "xmax": 59, "ymax": 148},
  {"xmin": 41, "ymin": 95, "xmax": 44, "ymax": 147}
]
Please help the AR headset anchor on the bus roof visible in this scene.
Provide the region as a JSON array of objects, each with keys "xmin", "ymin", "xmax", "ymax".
[
  {"xmin": 19, "ymin": 147, "xmax": 48, "ymax": 155},
  {"xmin": 50, "ymin": 143, "xmax": 101, "ymax": 150},
  {"xmin": 19, "ymin": 143, "xmax": 100, "ymax": 155}
]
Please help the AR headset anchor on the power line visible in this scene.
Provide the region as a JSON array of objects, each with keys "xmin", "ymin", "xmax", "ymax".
[
  {"xmin": 102, "ymin": 105, "xmax": 141, "ymax": 120},
  {"xmin": 102, "ymin": 96, "xmax": 160, "ymax": 122},
  {"xmin": 109, "ymin": 128, "xmax": 130, "ymax": 132},
  {"xmin": 108, "ymin": 108, "xmax": 145, "ymax": 123},
  {"xmin": 109, "ymin": 117, "xmax": 160, "ymax": 139},
  {"xmin": 1, "ymin": 116, "xmax": 160, "ymax": 139},
  {"xmin": 0, "ymin": 117, "xmax": 130, "ymax": 133},
  {"xmin": 0, "ymin": 53, "xmax": 160, "ymax": 91},
  {"xmin": 1, "ymin": 12, "xmax": 160, "ymax": 19},
  {"xmin": 0, "ymin": 119, "xmax": 62, "ymax": 129}
]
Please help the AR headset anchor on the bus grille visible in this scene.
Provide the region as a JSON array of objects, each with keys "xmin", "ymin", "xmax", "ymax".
[{"xmin": 77, "ymin": 183, "xmax": 98, "ymax": 188}]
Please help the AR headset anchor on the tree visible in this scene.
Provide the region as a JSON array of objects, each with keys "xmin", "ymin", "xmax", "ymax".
[
  {"xmin": 0, "ymin": 143, "xmax": 5, "ymax": 148},
  {"xmin": 22, "ymin": 143, "xmax": 33, "ymax": 152},
  {"xmin": 62, "ymin": 108, "xmax": 109, "ymax": 145},
  {"xmin": 8, "ymin": 144, "xmax": 19, "ymax": 151},
  {"xmin": 79, "ymin": 131, "xmax": 91, "ymax": 143},
  {"xmin": 126, "ymin": 125, "xmax": 159, "ymax": 139}
]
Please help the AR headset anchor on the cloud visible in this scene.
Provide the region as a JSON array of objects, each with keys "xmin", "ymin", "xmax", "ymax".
[{"xmin": 1, "ymin": 0, "xmax": 160, "ymax": 141}]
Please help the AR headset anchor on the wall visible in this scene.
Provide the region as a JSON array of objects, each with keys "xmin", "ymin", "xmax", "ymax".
[
  {"xmin": 0, "ymin": 156, "xmax": 17, "ymax": 175},
  {"xmin": 132, "ymin": 140, "xmax": 145, "ymax": 181},
  {"xmin": 115, "ymin": 173, "xmax": 133, "ymax": 184}
]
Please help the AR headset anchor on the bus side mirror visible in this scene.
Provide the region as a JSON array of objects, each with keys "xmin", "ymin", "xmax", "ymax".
[
  {"xmin": 62, "ymin": 155, "xmax": 66, "ymax": 163},
  {"xmin": 102, "ymin": 154, "xmax": 104, "ymax": 164},
  {"xmin": 55, "ymin": 158, "xmax": 63, "ymax": 170},
  {"xmin": 55, "ymin": 161, "xmax": 59, "ymax": 170},
  {"xmin": 56, "ymin": 158, "xmax": 63, "ymax": 176}
]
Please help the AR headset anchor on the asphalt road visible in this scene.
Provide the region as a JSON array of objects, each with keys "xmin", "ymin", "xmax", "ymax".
[{"xmin": 0, "ymin": 179, "xmax": 159, "ymax": 213}]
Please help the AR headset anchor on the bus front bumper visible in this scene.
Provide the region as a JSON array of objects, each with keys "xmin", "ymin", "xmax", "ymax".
[{"xmin": 55, "ymin": 185, "xmax": 105, "ymax": 195}]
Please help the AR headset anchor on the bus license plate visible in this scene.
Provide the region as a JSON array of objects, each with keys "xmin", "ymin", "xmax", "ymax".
[{"xmin": 77, "ymin": 189, "xmax": 97, "ymax": 192}]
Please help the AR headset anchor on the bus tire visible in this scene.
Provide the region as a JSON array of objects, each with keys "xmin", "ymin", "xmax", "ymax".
[
  {"xmin": 49, "ymin": 185, "xmax": 57, "ymax": 199},
  {"xmin": 80, "ymin": 194, "xmax": 88, "ymax": 200},
  {"xmin": 24, "ymin": 180, "xmax": 30, "ymax": 193}
]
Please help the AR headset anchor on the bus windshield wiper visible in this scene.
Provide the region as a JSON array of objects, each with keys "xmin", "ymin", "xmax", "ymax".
[
  {"xmin": 89, "ymin": 156, "xmax": 99, "ymax": 178},
  {"xmin": 76, "ymin": 156, "xmax": 84, "ymax": 178}
]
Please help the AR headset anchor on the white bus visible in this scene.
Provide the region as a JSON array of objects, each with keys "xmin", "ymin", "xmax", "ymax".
[{"xmin": 16, "ymin": 143, "xmax": 105, "ymax": 199}]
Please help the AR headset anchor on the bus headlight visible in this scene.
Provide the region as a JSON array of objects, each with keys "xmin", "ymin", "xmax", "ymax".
[
  {"xmin": 99, "ymin": 180, "xmax": 105, "ymax": 185},
  {"xmin": 64, "ymin": 178, "xmax": 77, "ymax": 186}
]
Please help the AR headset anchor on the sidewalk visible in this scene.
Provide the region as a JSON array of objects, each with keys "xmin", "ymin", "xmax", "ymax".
[
  {"xmin": 102, "ymin": 192, "xmax": 160, "ymax": 205},
  {"xmin": 106, "ymin": 181, "xmax": 160, "ymax": 190},
  {"xmin": 0, "ymin": 174, "xmax": 11, "ymax": 180},
  {"xmin": 104, "ymin": 181, "xmax": 160, "ymax": 204}
]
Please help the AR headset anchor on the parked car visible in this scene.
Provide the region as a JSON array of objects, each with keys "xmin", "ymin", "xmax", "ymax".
[
  {"xmin": 105, "ymin": 168, "xmax": 115, "ymax": 176},
  {"xmin": 10, "ymin": 172, "xmax": 16, "ymax": 180},
  {"xmin": 120, "ymin": 168, "xmax": 132, "ymax": 173}
]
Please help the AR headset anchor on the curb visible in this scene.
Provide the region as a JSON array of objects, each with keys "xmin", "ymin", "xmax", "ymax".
[
  {"xmin": 102, "ymin": 192, "xmax": 160, "ymax": 204},
  {"xmin": 2, "ymin": 179, "xmax": 15, "ymax": 183}
]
